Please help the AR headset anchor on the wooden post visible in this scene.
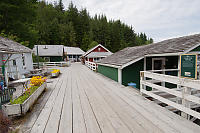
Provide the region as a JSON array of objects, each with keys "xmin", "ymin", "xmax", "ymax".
[
  {"xmin": 144, "ymin": 56, "xmax": 147, "ymax": 90},
  {"xmin": 140, "ymin": 72, "xmax": 144, "ymax": 95},
  {"xmin": 181, "ymin": 87, "xmax": 191, "ymax": 120},
  {"xmin": 118, "ymin": 68, "xmax": 122, "ymax": 84}
]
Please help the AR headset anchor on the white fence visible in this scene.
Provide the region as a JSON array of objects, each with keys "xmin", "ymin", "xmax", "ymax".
[
  {"xmin": 140, "ymin": 71, "xmax": 200, "ymax": 120},
  {"xmin": 33, "ymin": 61, "xmax": 70, "ymax": 68},
  {"xmin": 85, "ymin": 61, "xmax": 97, "ymax": 71}
]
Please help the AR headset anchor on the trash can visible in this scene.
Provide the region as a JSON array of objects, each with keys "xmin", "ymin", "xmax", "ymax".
[{"xmin": 128, "ymin": 82, "xmax": 136, "ymax": 88}]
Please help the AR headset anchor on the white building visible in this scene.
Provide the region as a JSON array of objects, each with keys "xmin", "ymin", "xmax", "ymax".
[
  {"xmin": 0, "ymin": 36, "xmax": 33, "ymax": 81},
  {"xmin": 64, "ymin": 46, "xmax": 85, "ymax": 62}
]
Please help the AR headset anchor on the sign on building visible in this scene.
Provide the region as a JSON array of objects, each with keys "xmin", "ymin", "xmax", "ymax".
[{"xmin": 180, "ymin": 54, "xmax": 197, "ymax": 79}]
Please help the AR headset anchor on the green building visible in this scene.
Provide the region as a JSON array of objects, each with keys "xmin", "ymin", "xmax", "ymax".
[
  {"xmin": 98, "ymin": 34, "xmax": 200, "ymax": 89},
  {"xmin": 33, "ymin": 45, "xmax": 64, "ymax": 62}
]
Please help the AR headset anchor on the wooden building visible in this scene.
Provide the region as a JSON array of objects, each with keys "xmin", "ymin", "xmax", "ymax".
[
  {"xmin": 82, "ymin": 44, "xmax": 112, "ymax": 63},
  {"xmin": 64, "ymin": 46, "xmax": 84, "ymax": 62},
  {"xmin": 33, "ymin": 45, "xmax": 64, "ymax": 62},
  {"xmin": 0, "ymin": 36, "xmax": 33, "ymax": 83},
  {"xmin": 98, "ymin": 34, "xmax": 200, "ymax": 89}
]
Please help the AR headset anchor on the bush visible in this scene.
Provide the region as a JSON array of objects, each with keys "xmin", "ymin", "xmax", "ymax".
[
  {"xmin": 0, "ymin": 111, "xmax": 11, "ymax": 133},
  {"xmin": 32, "ymin": 54, "xmax": 47, "ymax": 63}
]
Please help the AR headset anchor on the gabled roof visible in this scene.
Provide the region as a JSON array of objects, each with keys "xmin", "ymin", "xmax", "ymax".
[
  {"xmin": 0, "ymin": 36, "xmax": 32, "ymax": 53},
  {"xmin": 82, "ymin": 44, "xmax": 112, "ymax": 57},
  {"xmin": 64, "ymin": 46, "xmax": 84, "ymax": 55},
  {"xmin": 33, "ymin": 45, "xmax": 64, "ymax": 56},
  {"xmin": 87, "ymin": 52, "xmax": 112, "ymax": 58},
  {"xmin": 99, "ymin": 33, "xmax": 200, "ymax": 68}
]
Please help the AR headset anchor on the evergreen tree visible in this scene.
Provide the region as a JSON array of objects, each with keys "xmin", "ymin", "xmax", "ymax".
[{"xmin": 0, "ymin": 0, "xmax": 153, "ymax": 52}]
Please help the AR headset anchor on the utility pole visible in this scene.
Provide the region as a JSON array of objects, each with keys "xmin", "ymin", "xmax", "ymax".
[{"xmin": 37, "ymin": 45, "xmax": 39, "ymax": 69}]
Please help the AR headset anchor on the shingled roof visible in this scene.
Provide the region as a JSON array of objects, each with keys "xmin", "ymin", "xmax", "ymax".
[
  {"xmin": 0, "ymin": 36, "xmax": 32, "ymax": 53},
  {"xmin": 99, "ymin": 33, "xmax": 200, "ymax": 67},
  {"xmin": 64, "ymin": 46, "xmax": 85, "ymax": 55},
  {"xmin": 33, "ymin": 45, "xmax": 64, "ymax": 56}
]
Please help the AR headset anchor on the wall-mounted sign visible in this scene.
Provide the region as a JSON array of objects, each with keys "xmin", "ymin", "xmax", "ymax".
[{"xmin": 180, "ymin": 54, "xmax": 197, "ymax": 79}]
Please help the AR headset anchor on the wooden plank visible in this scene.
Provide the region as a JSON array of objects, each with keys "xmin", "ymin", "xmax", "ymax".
[
  {"xmin": 82, "ymin": 70, "xmax": 162, "ymax": 133},
  {"xmin": 44, "ymin": 79, "xmax": 67, "ymax": 133},
  {"xmin": 58, "ymin": 71, "xmax": 73, "ymax": 133},
  {"xmin": 71, "ymin": 71, "xmax": 87, "ymax": 133},
  {"xmin": 87, "ymin": 68, "xmax": 196, "ymax": 133},
  {"xmin": 30, "ymin": 78, "xmax": 63, "ymax": 133},
  {"xmin": 77, "ymin": 75, "xmax": 116, "ymax": 133},
  {"xmin": 78, "ymin": 69, "xmax": 132, "ymax": 133},
  {"xmin": 83, "ymin": 63, "xmax": 200, "ymax": 132},
  {"xmin": 75, "ymin": 72, "xmax": 102, "ymax": 133},
  {"xmin": 25, "ymin": 63, "xmax": 200, "ymax": 133}
]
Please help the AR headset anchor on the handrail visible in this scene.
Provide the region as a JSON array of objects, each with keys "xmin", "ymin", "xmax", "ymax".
[
  {"xmin": 33, "ymin": 61, "xmax": 70, "ymax": 67},
  {"xmin": 140, "ymin": 71, "xmax": 200, "ymax": 120},
  {"xmin": 148, "ymin": 69, "xmax": 179, "ymax": 72},
  {"xmin": 85, "ymin": 61, "xmax": 97, "ymax": 71}
]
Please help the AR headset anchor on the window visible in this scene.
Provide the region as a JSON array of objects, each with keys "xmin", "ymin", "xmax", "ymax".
[
  {"xmin": 13, "ymin": 60, "xmax": 16, "ymax": 66},
  {"xmin": 22, "ymin": 56, "xmax": 25, "ymax": 66},
  {"xmin": 43, "ymin": 46, "xmax": 48, "ymax": 49}
]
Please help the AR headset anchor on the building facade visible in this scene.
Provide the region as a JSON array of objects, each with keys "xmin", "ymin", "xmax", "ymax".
[
  {"xmin": 33, "ymin": 45, "xmax": 64, "ymax": 62},
  {"xmin": 64, "ymin": 46, "xmax": 84, "ymax": 62},
  {"xmin": 98, "ymin": 34, "xmax": 200, "ymax": 89},
  {"xmin": 82, "ymin": 44, "xmax": 112, "ymax": 64}
]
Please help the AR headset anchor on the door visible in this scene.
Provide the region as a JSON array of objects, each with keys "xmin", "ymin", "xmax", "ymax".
[
  {"xmin": 152, "ymin": 58, "xmax": 166, "ymax": 86},
  {"xmin": 152, "ymin": 58, "xmax": 166, "ymax": 71}
]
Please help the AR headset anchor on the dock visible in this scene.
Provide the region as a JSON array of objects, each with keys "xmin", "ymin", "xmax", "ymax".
[{"xmin": 21, "ymin": 63, "xmax": 200, "ymax": 133}]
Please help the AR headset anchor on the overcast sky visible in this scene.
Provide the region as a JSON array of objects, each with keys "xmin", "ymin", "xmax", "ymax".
[{"xmin": 46, "ymin": 0, "xmax": 200, "ymax": 42}]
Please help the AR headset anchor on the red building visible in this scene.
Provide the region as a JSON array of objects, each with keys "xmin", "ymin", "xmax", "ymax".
[{"xmin": 82, "ymin": 44, "xmax": 112, "ymax": 64}]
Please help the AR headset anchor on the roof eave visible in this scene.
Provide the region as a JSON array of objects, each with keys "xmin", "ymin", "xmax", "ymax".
[
  {"xmin": 97, "ymin": 63, "xmax": 121, "ymax": 68},
  {"xmin": 121, "ymin": 56, "xmax": 144, "ymax": 69},
  {"xmin": 182, "ymin": 43, "xmax": 200, "ymax": 54},
  {"xmin": 145, "ymin": 52, "xmax": 182, "ymax": 57},
  {"xmin": 121, "ymin": 52, "xmax": 183, "ymax": 69}
]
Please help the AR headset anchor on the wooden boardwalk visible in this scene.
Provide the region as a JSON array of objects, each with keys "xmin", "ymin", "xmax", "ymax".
[{"xmin": 21, "ymin": 63, "xmax": 200, "ymax": 133}]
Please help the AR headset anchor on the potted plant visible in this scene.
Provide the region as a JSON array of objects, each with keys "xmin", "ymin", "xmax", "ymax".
[
  {"xmin": 2, "ymin": 76, "xmax": 47, "ymax": 116},
  {"xmin": 51, "ymin": 69, "xmax": 60, "ymax": 77}
]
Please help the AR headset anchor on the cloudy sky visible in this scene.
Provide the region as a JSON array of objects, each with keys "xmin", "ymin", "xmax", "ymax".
[{"xmin": 47, "ymin": 0, "xmax": 200, "ymax": 42}]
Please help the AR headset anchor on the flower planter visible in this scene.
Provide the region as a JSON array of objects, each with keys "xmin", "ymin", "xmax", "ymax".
[
  {"xmin": 51, "ymin": 71, "xmax": 60, "ymax": 77},
  {"xmin": 2, "ymin": 82, "xmax": 47, "ymax": 116}
]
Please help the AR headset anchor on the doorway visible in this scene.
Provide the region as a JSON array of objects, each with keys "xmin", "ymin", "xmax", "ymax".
[
  {"xmin": 152, "ymin": 58, "xmax": 166, "ymax": 86},
  {"xmin": 152, "ymin": 58, "xmax": 166, "ymax": 71}
]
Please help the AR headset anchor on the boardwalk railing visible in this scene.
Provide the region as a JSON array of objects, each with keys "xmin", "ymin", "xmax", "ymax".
[
  {"xmin": 85, "ymin": 61, "xmax": 97, "ymax": 71},
  {"xmin": 33, "ymin": 61, "xmax": 70, "ymax": 68},
  {"xmin": 140, "ymin": 71, "xmax": 200, "ymax": 120}
]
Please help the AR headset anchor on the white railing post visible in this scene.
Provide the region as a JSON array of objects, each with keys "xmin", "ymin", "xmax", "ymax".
[
  {"xmin": 140, "ymin": 71, "xmax": 144, "ymax": 95},
  {"xmin": 140, "ymin": 71, "xmax": 200, "ymax": 120},
  {"xmin": 85, "ymin": 61, "xmax": 97, "ymax": 71},
  {"xmin": 181, "ymin": 87, "xmax": 191, "ymax": 120}
]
